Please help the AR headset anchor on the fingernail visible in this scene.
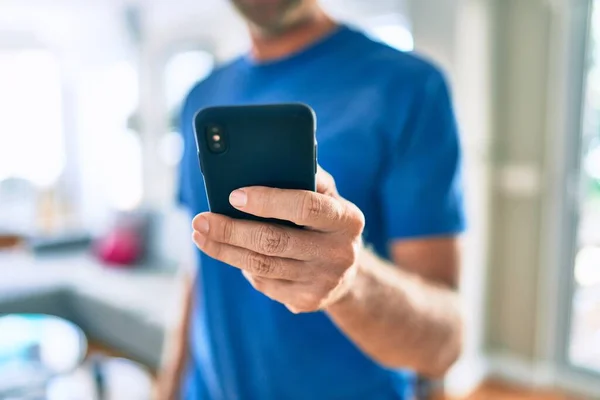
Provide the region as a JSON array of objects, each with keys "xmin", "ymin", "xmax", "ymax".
[
  {"xmin": 195, "ymin": 216, "xmax": 209, "ymax": 234},
  {"xmin": 230, "ymin": 190, "xmax": 247, "ymax": 207},
  {"xmin": 194, "ymin": 232, "xmax": 206, "ymax": 247}
]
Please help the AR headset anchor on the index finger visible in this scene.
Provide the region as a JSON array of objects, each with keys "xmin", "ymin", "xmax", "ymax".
[{"xmin": 229, "ymin": 187, "xmax": 347, "ymax": 231}]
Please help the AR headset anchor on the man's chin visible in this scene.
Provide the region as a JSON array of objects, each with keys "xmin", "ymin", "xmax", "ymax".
[
  {"xmin": 245, "ymin": 14, "xmax": 290, "ymax": 35},
  {"xmin": 233, "ymin": 0, "xmax": 304, "ymax": 33}
]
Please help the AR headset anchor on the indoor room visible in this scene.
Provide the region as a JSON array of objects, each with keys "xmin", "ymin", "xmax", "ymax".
[{"xmin": 0, "ymin": 0, "xmax": 599, "ymax": 399}]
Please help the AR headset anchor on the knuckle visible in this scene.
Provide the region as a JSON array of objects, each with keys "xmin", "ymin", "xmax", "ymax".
[
  {"xmin": 300, "ymin": 194, "xmax": 322, "ymax": 221},
  {"xmin": 221, "ymin": 218, "xmax": 235, "ymax": 243},
  {"xmin": 306, "ymin": 242, "xmax": 322, "ymax": 260},
  {"xmin": 344, "ymin": 203, "xmax": 365, "ymax": 235},
  {"xmin": 246, "ymin": 252, "xmax": 275, "ymax": 276},
  {"xmin": 255, "ymin": 225, "xmax": 289, "ymax": 255}
]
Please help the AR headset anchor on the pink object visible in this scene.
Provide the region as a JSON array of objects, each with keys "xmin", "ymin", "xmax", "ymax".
[{"xmin": 95, "ymin": 226, "xmax": 141, "ymax": 266}]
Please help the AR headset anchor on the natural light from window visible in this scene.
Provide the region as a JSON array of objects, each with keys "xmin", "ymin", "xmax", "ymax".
[
  {"xmin": 161, "ymin": 49, "xmax": 215, "ymax": 167},
  {"xmin": 0, "ymin": 50, "xmax": 64, "ymax": 188},
  {"xmin": 369, "ymin": 23, "xmax": 414, "ymax": 52},
  {"xmin": 94, "ymin": 61, "xmax": 143, "ymax": 211}
]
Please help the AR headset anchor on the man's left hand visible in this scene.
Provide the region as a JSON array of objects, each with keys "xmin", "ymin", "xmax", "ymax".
[{"xmin": 191, "ymin": 168, "xmax": 365, "ymax": 313}]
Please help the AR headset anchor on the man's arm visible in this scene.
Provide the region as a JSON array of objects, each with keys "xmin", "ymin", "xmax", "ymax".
[
  {"xmin": 326, "ymin": 238, "xmax": 461, "ymax": 377},
  {"xmin": 155, "ymin": 270, "xmax": 194, "ymax": 400}
]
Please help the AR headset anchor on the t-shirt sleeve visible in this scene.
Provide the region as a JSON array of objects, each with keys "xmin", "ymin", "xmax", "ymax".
[{"xmin": 381, "ymin": 69, "xmax": 465, "ymax": 240}]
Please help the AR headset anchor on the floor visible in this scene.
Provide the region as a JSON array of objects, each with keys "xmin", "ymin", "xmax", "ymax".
[{"xmin": 89, "ymin": 342, "xmax": 580, "ymax": 400}]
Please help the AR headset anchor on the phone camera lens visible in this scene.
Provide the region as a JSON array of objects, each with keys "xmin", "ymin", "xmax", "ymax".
[{"xmin": 206, "ymin": 125, "xmax": 227, "ymax": 154}]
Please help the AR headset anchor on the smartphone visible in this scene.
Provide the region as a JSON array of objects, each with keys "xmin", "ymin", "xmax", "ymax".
[{"xmin": 193, "ymin": 103, "xmax": 317, "ymax": 224}]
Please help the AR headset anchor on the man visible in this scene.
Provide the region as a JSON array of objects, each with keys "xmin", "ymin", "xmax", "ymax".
[{"xmin": 159, "ymin": 0, "xmax": 465, "ymax": 398}]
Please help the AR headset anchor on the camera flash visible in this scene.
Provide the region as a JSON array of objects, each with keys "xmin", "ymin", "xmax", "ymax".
[{"xmin": 212, "ymin": 134, "xmax": 221, "ymax": 142}]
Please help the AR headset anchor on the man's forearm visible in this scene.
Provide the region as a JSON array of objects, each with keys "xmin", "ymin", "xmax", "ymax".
[{"xmin": 326, "ymin": 249, "xmax": 462, "ymax": 377}]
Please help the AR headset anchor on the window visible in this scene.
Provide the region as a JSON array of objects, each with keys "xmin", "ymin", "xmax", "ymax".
[
  {"xmin": 0, "ymin": 50, "xmax": 64, "ymax": 233},
  {"xmin": 0, "ymin": 50, "xmax": 64, "ymax": 187}
]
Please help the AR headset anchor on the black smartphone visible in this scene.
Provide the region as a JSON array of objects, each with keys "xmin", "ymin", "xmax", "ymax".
[{"xmin": 193, "ymin": 103, "xmax": 317, "ymax": 224}]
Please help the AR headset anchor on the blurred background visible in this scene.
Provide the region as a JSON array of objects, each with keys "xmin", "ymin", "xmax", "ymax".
[{"xmin": 0, "ymin": 0, "xmax": 599, "ymax": 398}]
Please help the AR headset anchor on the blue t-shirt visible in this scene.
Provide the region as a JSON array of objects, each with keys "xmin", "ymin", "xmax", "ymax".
[{"xmin": 178, "ymin": 25, "xmax": 464, "ymax": 400}]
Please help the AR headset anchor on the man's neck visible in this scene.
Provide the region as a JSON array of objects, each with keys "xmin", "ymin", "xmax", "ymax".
[{"xmin": 249, "ymin": 12, "xmax": 337, "ymax": 62}]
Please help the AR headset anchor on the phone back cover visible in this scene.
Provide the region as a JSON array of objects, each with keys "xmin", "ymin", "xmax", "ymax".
[{"xmin": 194, "ymin": 103, "xmax": 316, "ymax": 223}]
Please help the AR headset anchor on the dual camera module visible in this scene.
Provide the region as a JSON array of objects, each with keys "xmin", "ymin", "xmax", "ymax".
[{"xmin": 206, "ymin": 125, "xmax": 228, "ymax": 154}]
